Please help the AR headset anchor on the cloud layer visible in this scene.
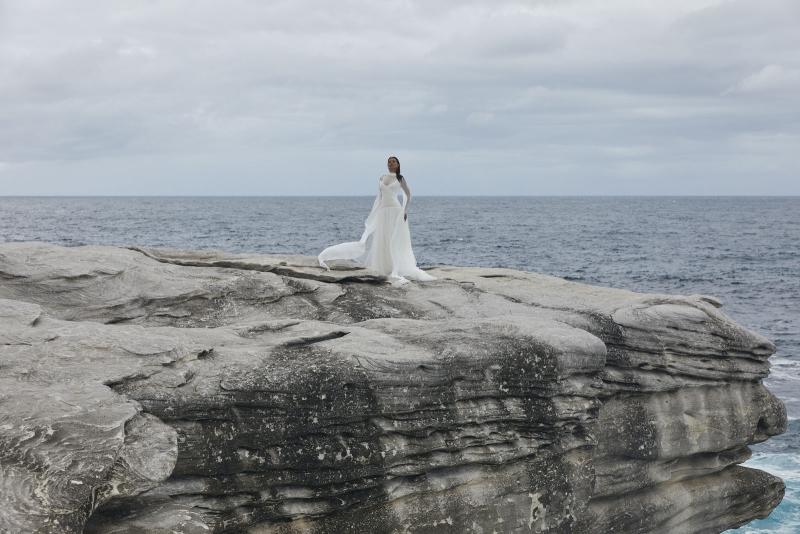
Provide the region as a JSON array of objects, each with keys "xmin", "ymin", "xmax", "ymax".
[{"xmin": 1, "ymin": 0, "xmax": 798, "ymax": 195}]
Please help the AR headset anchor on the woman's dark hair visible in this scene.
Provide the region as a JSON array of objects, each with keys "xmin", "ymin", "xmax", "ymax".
[{"xmin": 388, "ymin": 156, "xmax": 403, "ymax": 181}]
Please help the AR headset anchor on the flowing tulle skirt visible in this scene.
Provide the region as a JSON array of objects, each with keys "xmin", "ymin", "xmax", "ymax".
[{"xmin": 318, "ymin": 205, "xmax": 436, "ymax": 284}]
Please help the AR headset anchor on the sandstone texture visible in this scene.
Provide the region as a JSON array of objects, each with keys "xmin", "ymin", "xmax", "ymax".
[{"xmin": 0, "ymin": 241, "xmax": 786, "ymax": 533}]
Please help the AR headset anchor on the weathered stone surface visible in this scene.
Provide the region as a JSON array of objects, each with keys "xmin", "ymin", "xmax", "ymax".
[{"xmin": 0, "ymin": 241, "xmax": 786, "ymax": 533}]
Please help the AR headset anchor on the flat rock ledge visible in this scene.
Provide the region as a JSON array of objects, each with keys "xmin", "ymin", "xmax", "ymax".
[{"xmin": 0, "ymin": 241, "xmax": 786, "ymax": 534}]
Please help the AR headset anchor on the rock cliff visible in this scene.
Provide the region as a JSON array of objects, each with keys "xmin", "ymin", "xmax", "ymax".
[{"xmin": 0, "ymin": 241, "xmax": 786, "ymax": 533}]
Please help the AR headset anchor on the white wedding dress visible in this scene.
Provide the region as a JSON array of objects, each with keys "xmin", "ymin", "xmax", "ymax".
[{"xmin": 318, "ymin": 174, "xmax": 436, "ymax": 285}]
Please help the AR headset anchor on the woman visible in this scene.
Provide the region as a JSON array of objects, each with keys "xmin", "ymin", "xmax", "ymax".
[{"xmin": 318, "ymin": 155, "xmax": 436, "ymax": 285}]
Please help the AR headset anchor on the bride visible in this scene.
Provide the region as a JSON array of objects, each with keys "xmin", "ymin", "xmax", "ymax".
[{"xmin": 318, "ymin": 155, "xmax": 436, "ymax": 285}]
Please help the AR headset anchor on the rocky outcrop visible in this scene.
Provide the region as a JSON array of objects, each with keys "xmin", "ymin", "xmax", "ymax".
[{"xmin": 0, "ymin": 241, "xmax": 786, "ymax": 533}]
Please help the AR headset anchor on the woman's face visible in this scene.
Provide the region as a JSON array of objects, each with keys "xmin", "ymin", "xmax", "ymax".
[{"xmin": 387, "ymin": 158, "xmax": 399, "ymax": 172}]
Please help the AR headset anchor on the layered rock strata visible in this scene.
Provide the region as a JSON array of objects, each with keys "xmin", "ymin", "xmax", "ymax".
[{"xmin": 0, "ymin": 242, "xmax": 786, "ymax": 533}]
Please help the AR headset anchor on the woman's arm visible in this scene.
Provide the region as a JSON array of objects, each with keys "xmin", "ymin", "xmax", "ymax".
[{"xmin": 399, "ymin": 178, "xmax": 411, "ymax": 221}]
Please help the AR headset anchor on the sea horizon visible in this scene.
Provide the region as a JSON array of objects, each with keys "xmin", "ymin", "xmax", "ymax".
[{"xmin": 3, "ymin": 194, "xmax": 799, "ymax": 198}]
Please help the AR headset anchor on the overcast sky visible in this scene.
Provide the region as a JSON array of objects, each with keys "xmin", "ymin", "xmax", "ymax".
[{"xmin": 0, "ymin": 0, "xmax": 798, "ymax": 195}]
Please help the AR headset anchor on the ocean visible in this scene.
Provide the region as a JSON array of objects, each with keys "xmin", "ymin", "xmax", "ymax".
[{"xmin": 1, "ymin": 195, "xmax": 798, "ymax": 532}]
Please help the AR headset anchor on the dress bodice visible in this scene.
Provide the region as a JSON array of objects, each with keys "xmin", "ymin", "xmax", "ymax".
[{"xmin": 378, "ymin": 174, "xmax": 402, "ymax": 207}]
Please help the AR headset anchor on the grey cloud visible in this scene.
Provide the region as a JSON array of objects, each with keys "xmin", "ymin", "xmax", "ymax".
[{"xmin": 0, "ymin": 0, "xmax": 797, "ymax": 194}]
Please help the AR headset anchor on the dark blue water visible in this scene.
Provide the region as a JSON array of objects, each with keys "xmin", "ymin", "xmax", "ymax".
[{"xmin": 2, "ymin": 196, "xmax": 798, "ymax": 531}]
